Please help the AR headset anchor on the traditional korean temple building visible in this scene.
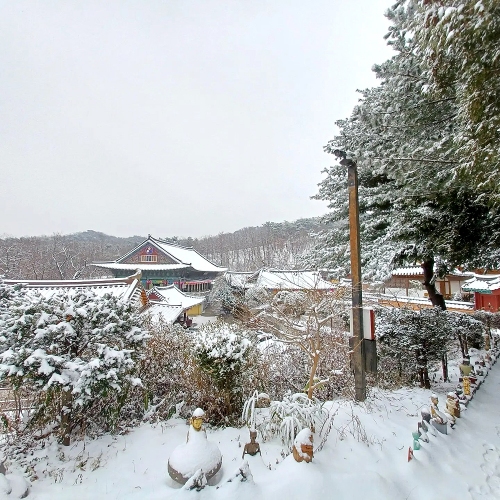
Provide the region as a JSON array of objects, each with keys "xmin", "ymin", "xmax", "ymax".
[
  {"xmin": 383, "ymin": 266, "xmax": 473, "ymax": 300},
  {"xmin": 462, "ymin": 274, "xmax": 500, "ymax": 312},
  {"xmin": 4, "ymin": 271, "xmax": 143, "ymax": 307},
  {"xmin": 92, "ymin": 235, "xmax": 226, "ymax": 291}
]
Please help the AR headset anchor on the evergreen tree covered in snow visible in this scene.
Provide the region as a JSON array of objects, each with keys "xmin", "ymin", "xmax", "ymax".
[
  {"xmin": 409, "ymin": 0, "xmax": 500, "ymax": 187},
  {"xmin": 0, "ymin": 289, "xmax": 149, "ymax": 445},
  {"xmin": 305, "ymin": 1, "xmax": 500, "ymax": 305},
  {"xmin": 193, "ymin": 322, "xmax": 252, "ymax": 417},
  {"xmin": 208, "ymin": 276, "xmax": 242, "ymax": 315},
  {"xmin": 376, "ymin": 307, "xmax": 457, "ymax": 388}
]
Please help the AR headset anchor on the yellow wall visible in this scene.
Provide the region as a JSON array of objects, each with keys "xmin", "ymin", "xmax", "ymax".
[{"xmin": 187, "ymin": 303, "xmax": 203, "ymax": 316}]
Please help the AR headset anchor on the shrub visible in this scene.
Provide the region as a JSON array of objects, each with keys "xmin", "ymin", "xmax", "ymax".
[
  {"xmin": 192, "ymin": 322, "xmax": 253, "ymax": 422},
  {"xmin": 0, "ymin": 288, "xmax": 149, "ymax": 445}
]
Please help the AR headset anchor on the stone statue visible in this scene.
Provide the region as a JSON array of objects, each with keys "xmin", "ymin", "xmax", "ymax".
[
  {"xmin": 459, "ymin": 358, "xmax": 474, "ymax": 378},
  {"xmin": 446, "ymin": 392, "xmax": 460, "ymax": 418},
  {"xmin": 430, "ymin": 394, "xmax": 448, "ymax": 434},
  {"xmin": 168, "ymin": 408, "xmax": 222, "ymax": 484},
  {"xmin": 242, "ymin": 430, "xmax": 261, "ymax": 458}
]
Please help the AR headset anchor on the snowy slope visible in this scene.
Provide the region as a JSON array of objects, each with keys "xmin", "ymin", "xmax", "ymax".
[{"xmin": 4, "ymin": 357, "xmax": 500, "ymax": 500}]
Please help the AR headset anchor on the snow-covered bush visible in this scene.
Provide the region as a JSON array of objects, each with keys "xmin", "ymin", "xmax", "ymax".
[
  {"xmin": 272, "ymin": 290, "xmax": 307, "ymax": 316},
  {"xmin": 376, "ymin": 306, "xmax": 470, "ymax": 388},
  {"xmin": 242, "ymin": 391, "xmax": 328, "ymax": 450},
  {"xmin": 192, "ymin": 322, "xmax": 254, "ymax": 422},
  {"xmin": 0, "ymin": 289, "xmax": 149, "ymax": 445},
  {"xmin": 207, "ymin": 276, "xmax": 242, "ymax": 315},
  {"xmin": 131, "ymin": 319, "xmax": 194, "ymax": 422},
  {"xmin": 255, "ymin": 289, "xmax": 349, "ymax": 399},
  {"xmin": 449, "ymin": 312, "xmax": 485, "ymax": 357},
  {"xmin": 245, "ymin": 286, "xmax": 269, "ymax": 308}
]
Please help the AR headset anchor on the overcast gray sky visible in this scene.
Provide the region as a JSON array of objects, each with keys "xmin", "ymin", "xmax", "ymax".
[{"xmin": 1, "ymin": 0, "xmax": 393, "ymax": 239}]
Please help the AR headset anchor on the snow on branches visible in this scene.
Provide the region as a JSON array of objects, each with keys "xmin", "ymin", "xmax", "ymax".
[{"xmin": 0, "ymin": 284, "xmax": 149, "ymax": 444}]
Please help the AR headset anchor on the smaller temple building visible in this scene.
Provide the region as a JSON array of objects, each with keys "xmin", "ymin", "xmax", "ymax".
[
  {"xmin": 4, "ymin": 271, "xmax": 143, "ymax": 307},
  {"xmin": 462, "ymin": 274, "xmax": 500, "ymax": 312},
  {"xmin": 92, "ymin": 235, "xmax": 227, "ymax": 291},
  {"xmin": 383, "ymin": 266, "xmax": 473, "ymax": 300},
  {"xmin": 225, "ymin": 269, "xmax": 334, "ymax": 293}
]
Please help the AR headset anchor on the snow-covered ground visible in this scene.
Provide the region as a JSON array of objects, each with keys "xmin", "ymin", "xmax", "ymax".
[{"xmin": 4, "ymin": 353, "xmax": 500, "ymax": 500}]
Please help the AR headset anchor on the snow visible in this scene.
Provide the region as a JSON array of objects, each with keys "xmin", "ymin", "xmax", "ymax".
[
  {"xmin": 4, "ymin": 352, "xmax": 500, "ymax": 499},
  {"xmin": 226, "ymin": 270, "xmax": 333, "ymax": 291}
]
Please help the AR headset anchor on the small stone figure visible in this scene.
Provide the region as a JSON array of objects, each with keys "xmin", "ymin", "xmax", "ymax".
[
  {"xmin": 168, "ymin": 408, "xmax": 222, "ymax": 485},
  {"xmin": 242, "ymin": 430, "xmax": 261, "ymax": 458},
  {"xmin": 463, "ymin": 376, "xmax": 471, "ymax": 396},
  {"xmin": 446, "ymin": 392, "xmax": 460, "ymax": 418},
  {"xmin": 421, "ymin": 408, "xmax": 431, "ymax": 424},
  {"xmin": 417, "ymin": 422, "xmax": 429, "ymax": 443},
  {"xmin": 430, "ymin": 394, "xmax": 448, "ymax": 434},
  {"xmin": 292, "ymin": 428, "xmax": 314, "ymax": 463},
  {"xmin": 255, "ymin": 393, "xmax": 271, "ymax": 408},
  {"xmin": 459, "ymin": 358, "xmax": 473, "ymax": 379},
  {"xmin": 420, "ymin": 419, "xmax": 428, "ymax": 433}
]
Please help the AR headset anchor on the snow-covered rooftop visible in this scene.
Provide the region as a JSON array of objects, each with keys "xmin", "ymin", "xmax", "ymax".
[
  {"xmin": 149, "ymin": 285, "xmax": 204, "ymax": 310},
  {"xmin": 92, "ymin": 263, "xmax": 189, "ymax": 271},
  {"xmin": 4, "ymin": 274, "xmax": 142, "ymax": 303},
  {"xmin": 226, "ymin": 269, "xmax": 333, "ymax": 291},
  {"xmin": 225, "ymin": 272, "xmax": 254, "ymax": 289},
  {"xmin": 109, "ymin": 236, "xmax": 227, "ymax": 273},
  {"xmin": 141, "ymin": 303, "xmax": 184, "ymax": 324},
  {"xmin": 462, "ymin": 275, "xmax": 500, "ymax": 293},
  {"xmin": 391, "ymin": 267, "xmax": 424, "ymax": 276}
]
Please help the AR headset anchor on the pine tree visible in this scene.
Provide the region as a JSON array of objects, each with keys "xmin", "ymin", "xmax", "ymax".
[
  {"xmin": 306, "ymin": 1, "xmax": 500, "ymax": 306},
  {"xmin": 0, "ymin": 289, "xmax": 149, "ymax": 445}
]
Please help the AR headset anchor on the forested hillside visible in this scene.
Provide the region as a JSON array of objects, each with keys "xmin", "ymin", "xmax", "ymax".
[
  {"xmin": 0, "ymin": 218, "xmax": 328, "ymax": 279},
  {"xmin": 175, "ymin": 218, "xmax": 326, "ymax": 271}
]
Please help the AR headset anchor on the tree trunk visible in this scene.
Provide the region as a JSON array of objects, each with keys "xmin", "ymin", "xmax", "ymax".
[
  {"xmin": 458, "ymin": 333, "xmax": 467, "ymax": 358},
  {"xmin": 421, "ymin": 259, "xmax": 448, "ymax": 382},
  {"xmin": 441, "ymin": 353, "xmax": 449, "ymax": 381},
  {"xmin": 421, "ymin": 259, "xmax": 446, "ymax": 311},
  {"xmin": 307, "ymin": 353, "xmax": 320, "ymax": 400},
  {"xmin": 60, "ymin": 389, "xmax": 72, "ymax": 446},
  {"xmin": 416, "ymin": 348, "xmax": 431, "ymax": 389}
]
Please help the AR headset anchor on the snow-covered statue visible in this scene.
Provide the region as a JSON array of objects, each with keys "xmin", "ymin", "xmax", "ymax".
[
  {"xmin": 445, "ymin": 392, "xmax": 460, "ymax": 419},
  {"xmin": 430, "ymin": 394, "xmax": 448, "ymax": 434},
  {"xmin": 168, "ymin": 408, "xmax": 223, "ymax": 484},
  {"xmin": 459, "ymin": 357, "xmax": 474, "ymax": 378},
  {"xmin": 292, "ymin": 428, "xmax": 314, "ymax": 463}
]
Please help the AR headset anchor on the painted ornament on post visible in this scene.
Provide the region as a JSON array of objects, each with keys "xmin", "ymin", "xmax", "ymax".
[
  {"xmin": 292, "ymin": 428, "xmax": 314, "ymax": 463},
  {"xmin": 168, "ymin": 408, "xmax": 222, "ymax": 484}
]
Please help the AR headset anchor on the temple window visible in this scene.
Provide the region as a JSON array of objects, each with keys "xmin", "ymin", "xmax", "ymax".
[{"xmin": 140, "ymin": 255, "xmax": 158, "ymax": 262}]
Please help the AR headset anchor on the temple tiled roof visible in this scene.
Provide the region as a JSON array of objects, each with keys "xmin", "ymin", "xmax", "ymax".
[
  {"xmin": 148, "ymin": 285, "xmax": 204, "ymax": 309},
  {"xmin": 4, "ymin": 272, "xmax": 142, "ymax": 303},
  {"xmin": 92, "ymin": 262, "xmax": 189, "ymax": 271},
  {"xmin": 462, "ymin": 275, "xmax": 500, "ymax": 294},
  {"xmin": 92, "ymin": 235, "xmax": 227, "ymax": 274},
  {"xmin": 226, "ymin": 269, "xmax": 333, "ymax": 290}
]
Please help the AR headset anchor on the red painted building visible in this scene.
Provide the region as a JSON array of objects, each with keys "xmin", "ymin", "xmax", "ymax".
[{"xmin": 462, "ymin": 275, "xmax": 500, "ymax": 312}]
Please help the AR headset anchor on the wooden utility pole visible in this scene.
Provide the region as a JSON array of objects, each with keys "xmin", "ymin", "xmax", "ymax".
[{"xmin": 335, "ymin": 150, "xmax": 366, "ymax": 401}]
